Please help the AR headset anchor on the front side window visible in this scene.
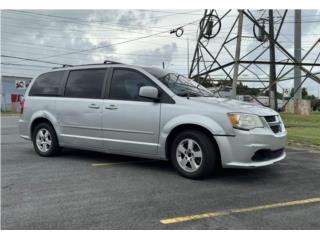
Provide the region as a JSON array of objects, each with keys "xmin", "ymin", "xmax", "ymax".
[
  {"xmin": 65, "ymin": 69, "xmax": 106, "ymax": 99},
  {"xmin": 29, "ymin": 71, "xmax": 66, "ymax": 96},
  {"xmin": 109, "ymin": 69, "xmax": 156, "ymax": 101}
]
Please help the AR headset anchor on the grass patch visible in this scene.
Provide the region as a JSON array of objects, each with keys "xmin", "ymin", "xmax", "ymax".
[
  {"xmin": 286, "ymin": 127, "xmax": 320, "ymax": 146},
  {"xmin": 281, "ymin": 112, "xmax": 320, "ymax": 127},
  {"xmin": 281, "ymin": 112, "xmax": 320, "ymax": 146}
]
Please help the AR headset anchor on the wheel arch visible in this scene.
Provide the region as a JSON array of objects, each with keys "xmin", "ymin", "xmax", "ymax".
[
  {"xmin": 29, "ymin": 111, "xmax": 60, "ymax": 141},
  {"xmin": 164, "ymin": 123, "xmax": 221, "ymax": 165}
]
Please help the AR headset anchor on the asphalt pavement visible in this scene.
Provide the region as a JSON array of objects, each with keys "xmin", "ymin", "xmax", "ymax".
[{"xmin": 1, "ymin": 115, "xmax": 320, "ymax": 229}]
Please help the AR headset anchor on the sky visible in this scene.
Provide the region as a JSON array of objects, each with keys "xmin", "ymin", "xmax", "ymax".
[{"xmin": 1, "ymin": 9, "xmax": 320, "ymax": 97}]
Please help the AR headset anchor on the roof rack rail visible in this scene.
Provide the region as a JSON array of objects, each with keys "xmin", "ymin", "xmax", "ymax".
[
  {"xmin": 51, "ymin": 61, "xmax": 124, "ymax": 70},
  {"xmin": 51, "ymin": 64, "xmax": 74, "ymax": 69},
  {"xmin": 62, "ymin": 64, "xmax": 74, "ymax": 67},
  {"xmin": 103, "ymin": 60, "xmax": 123, "ymax": 64}
]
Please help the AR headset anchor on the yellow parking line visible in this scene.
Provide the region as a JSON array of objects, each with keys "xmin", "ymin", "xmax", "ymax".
[
  {"xmin": 92, "ymin": 159, "xmax": 159, "ymax": 167},
  {"xmin": 160, "ymin": 197, "xmax": 320, "ymax": 224}
]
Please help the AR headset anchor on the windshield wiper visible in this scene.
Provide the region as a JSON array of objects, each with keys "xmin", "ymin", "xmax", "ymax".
[{"xmin": 177, "ymin": 91, "xmax": 201, "ymax": 97}]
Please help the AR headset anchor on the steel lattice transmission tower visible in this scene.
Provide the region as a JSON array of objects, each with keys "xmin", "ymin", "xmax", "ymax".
[{"xmin": 188, "ymin": 9, "xmax": 320, "ymax": 111}]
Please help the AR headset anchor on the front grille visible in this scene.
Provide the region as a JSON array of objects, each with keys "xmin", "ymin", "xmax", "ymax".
[
  {"xmin": 251, "ymin": 148, "xmax": 284, "ymax": 161},
  {"xmin": 264, "ymin": 115, "xmax": 282, "ymax": 134},
  {"xmin": 264, "ymin": 115, "xmax": 276, "ymax": 122}
]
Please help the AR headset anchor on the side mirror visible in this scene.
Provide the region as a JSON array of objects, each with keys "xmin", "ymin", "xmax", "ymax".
[{"xmin": 139, "ymin": 86, "xmax": 159, "ymax": 100}]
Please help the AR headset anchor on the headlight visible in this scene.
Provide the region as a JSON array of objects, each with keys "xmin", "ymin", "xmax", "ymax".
[{"xmin": 228, "ymin": 113, "xmax": 264, "ymax": 130}]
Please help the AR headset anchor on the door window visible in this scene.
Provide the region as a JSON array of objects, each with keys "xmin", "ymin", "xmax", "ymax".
[
  {"xmin": 109, "ymin": 69, "xmax": 156, "ymax": 102},
  {"xmin": 65, "ymin": 69, "xmax": 106, "ymax": 99}
]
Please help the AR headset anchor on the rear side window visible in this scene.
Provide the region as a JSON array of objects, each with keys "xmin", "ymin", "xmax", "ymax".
[
  {"xmin": 29, "ymin": 71, "xmax": 66, "ymax": 96},
  {"xmin": 64, "ymin": 69, "xmax": 106, "ymax": 99},
  {"xmin": 109, "ymin": 69, "xmax": 156, "ymax": 101}
]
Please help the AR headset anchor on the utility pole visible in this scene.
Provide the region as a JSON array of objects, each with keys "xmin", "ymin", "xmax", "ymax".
[
  {"xmin": 268, "ymin": 10, "xmax": 278, "ymax": 110},
  {"xmin": 162, "ymin": 61, "xmax": 165, "ymax": 69},
  {"xmin": 294, "ymin": 9, "xmax": 302, "ymax": 113},
  {"xmin": 187, "ymin": 38, "xmax": 190, "ymax": 76},
  {"xmin": 231, "ymin": 10, "xmax": 244, "ymax": 99}
]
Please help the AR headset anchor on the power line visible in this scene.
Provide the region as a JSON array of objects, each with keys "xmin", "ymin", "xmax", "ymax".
[
  {"xmin": 2, "ymin": 11, "xmax": 208, "ymax": 34},
  {"xmin": 1, "ymin": 27, "xmax": 199, "ymax": 42},
  {"xmin": 2, "ymin": 48, "xmax": 199, "ymax": 67},
  {"xmin": 4, "ymin": 40, "xmax": 318, "ymax": 61},
  {"xmin": 129, "ymin": 9, "xmax": 204, "ymax": 16},
  {"xmin": 2, "ymin": 40, "xmax": 197, "ymax": 57},
  {"xmin": 6, "ymin": 9, "xmax": 201, "ymax": 30},
  {"xmin": 2, "ymin": 14, "xmax": 163, "ymax": 35},
  {"xmin": 4, "ymin": 45, "xmax": 286, "ymax": 64},
  {"xmin": 1, "ymin": 55, "xmax": 67, "ymax": 65},
  {"xmin": 2, "ymin": 12, "xmax": 201, "ymax": 36},
  {"xmin": 1, "ymin": 62, "xmax": 54, "ymax": 68},
  {"xmin": 2, "ymin": 44, "xmax": 192, "ymax": 59},
  {"xmin": 31, "ymin": 20, "xmax": 200, "ymax": 60}
]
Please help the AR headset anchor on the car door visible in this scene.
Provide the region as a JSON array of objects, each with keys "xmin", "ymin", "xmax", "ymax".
[
  {"xmin": 56, "ymin": 68, "xmax": 108, "ymax": 150},
  {"xmin": 102, "ymin": 67, "xmax": 161, "ymax": 155}
]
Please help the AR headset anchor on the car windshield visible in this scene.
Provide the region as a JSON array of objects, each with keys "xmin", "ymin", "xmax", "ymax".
[{"xmin": 143, "ymin": 67, "xmax": 214, "ymax": 97}]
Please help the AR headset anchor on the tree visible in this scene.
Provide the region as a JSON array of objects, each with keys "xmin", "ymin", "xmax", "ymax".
[
  {"xmin": 236, "ymin": 82, "xmax": 260, "ymax": 95},
  {"xmin": 311, "ymin": 99, "xmax": 320, "ymax": 111},
  {"xmin": 289, "ymin": 87, "xmax": 319, "ymax": 110},
  {"xmin": 302, "ymin": 87, "xmax": 309, "ymax": 99}
]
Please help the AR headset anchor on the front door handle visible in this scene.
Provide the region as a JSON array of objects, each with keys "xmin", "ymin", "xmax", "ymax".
[
  {"xmin": 88, "ymin": 103, "xmax": 100, "ymax": 109},
  {"xmin": 105, "ymin": 104, "xmax": 118, "ymax": 110}
]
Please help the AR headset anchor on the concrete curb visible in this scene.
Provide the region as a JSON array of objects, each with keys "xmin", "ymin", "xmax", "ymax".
[{"xmin": 287, "ymin": 145, "xmax": 320, "ymax": 153}]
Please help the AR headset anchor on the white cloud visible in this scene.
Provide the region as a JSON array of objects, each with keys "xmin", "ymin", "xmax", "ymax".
[{"xmin": 1, "ymin": 9, "xmax": 319, "ymax": 97}]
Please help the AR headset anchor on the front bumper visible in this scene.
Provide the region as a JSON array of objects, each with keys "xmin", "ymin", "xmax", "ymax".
[{"xmin": 215, "ymin": 127, "xmax": 287, "ymax": 168}]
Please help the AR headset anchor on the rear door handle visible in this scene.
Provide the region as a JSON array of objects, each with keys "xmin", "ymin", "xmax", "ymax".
[
  {"xmin": 105, "ymin": 104, "xmax": 118, "ymax": 110},
  {"xmin": 88, "ymin": 104, "xmax": 100, "ymax": 109}
]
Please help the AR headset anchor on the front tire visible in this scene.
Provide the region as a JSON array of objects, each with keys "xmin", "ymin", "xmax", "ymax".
[
  {"xmin": 32, "ymin": 122, "xmax": 61, "ymax": 157},
  {"xmin": 170, "ymin": 130, "xmax": 219, "ymax": 179}
]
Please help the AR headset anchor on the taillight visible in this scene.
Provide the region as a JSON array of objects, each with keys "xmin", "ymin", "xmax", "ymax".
[{"xmin": 20, "ymin": 96, "xmax": 25, "ymax": 114}]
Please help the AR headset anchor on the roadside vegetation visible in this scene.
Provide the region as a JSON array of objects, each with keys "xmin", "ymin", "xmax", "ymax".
[
  {"xmin": 1, "ymin": 111, "xmax": 19, "ymax": 116},
  {"xmin": 281, "ymin": 112, "xmax": 320, "ymax": 147}
]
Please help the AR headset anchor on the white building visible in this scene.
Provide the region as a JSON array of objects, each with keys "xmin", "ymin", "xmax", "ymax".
[{"xmin": 1, "ymin": 75, "xmax": 32, "ymax": 112}]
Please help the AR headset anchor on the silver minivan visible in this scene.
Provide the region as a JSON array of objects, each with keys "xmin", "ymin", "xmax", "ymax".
[{"xmin": 19, "ymin": 62, "xmax": 287, "ymax": 179}]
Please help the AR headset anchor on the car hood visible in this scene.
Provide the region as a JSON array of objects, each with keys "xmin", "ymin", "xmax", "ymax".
[{"xmin": 189, "ymin": 97, "xmax": 278, "ymax": 116}]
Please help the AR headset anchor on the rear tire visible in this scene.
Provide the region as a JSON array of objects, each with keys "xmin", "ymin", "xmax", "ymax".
[
  {"xmin": 32, "ymin": 122, "xmax": 61, "ymax": 157},
  {"xmin": 170, "ymin": 130, "xmax": 219, "ymax": 179}
]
